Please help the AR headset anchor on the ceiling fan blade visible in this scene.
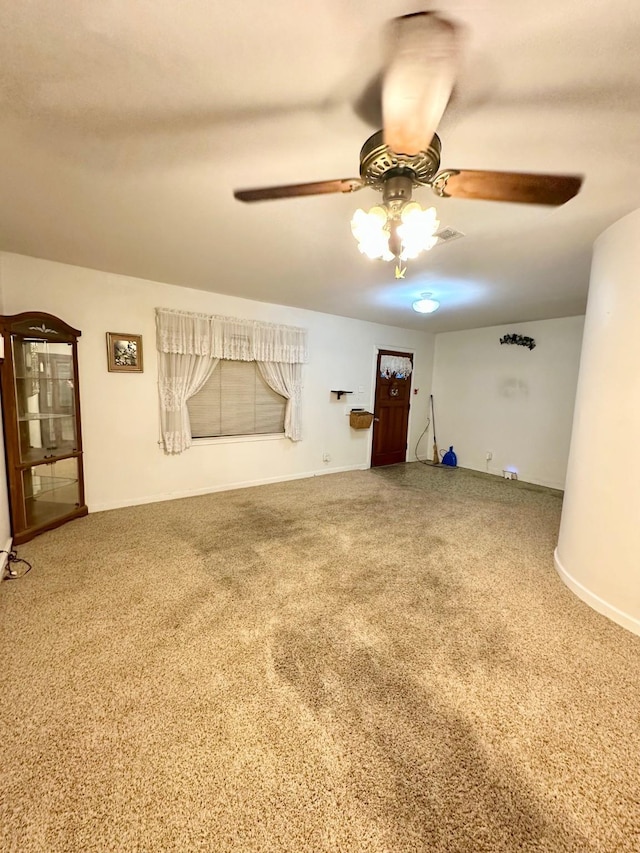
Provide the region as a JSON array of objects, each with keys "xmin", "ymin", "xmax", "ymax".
[
  {"xmin": 383, "ymin": 11, "xmax": 459, "ymax": 156},
  {"xmin": 433, "ymin": 170, "xmax": 583, "ymax": 205},
  {"xmin": 234, "ymin": 178, "xmax": 364, "ymax": 203}
]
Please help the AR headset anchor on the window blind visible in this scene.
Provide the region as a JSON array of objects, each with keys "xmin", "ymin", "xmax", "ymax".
[{"xmin": 187, "ymin": 360, "xmax": 285, "ymax": 438}]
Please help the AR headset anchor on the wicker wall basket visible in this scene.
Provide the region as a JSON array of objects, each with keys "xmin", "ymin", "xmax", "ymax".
[{"xmin": 350, "ymin": 411, "xmax": 374, "ymax": 429}]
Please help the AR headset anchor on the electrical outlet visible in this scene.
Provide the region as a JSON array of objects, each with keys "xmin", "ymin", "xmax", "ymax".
[
  {"xmin": 486, "ymin": 451, "xmax": 493, "ymax": 461},
  {"xmin": 503, "ymin": 470, "xmax": 518, "ymax": 480},
  {"xmin": 323, "ymin": 452, "xmax": 331, "ymax": 463}
]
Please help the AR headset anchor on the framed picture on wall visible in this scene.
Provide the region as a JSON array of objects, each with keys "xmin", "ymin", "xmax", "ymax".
[{"xmin": 106, "ymin": 332, "xmax": 144, "ymax": 373}]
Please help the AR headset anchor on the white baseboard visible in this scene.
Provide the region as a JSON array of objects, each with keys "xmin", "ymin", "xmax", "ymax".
[
  {"xmin": 408, "ymin": 459, "xmax": 564, "ymax": 491},
  {"xmin": 485, "ymin": 465, "xmax": 564, "ymax": 491},
  {"xmin": 0, "ymin": 534, "xmax": 13, "ymax": 581},
  {"xmin": 89, "ymin": 463, "xmax": 370, "ymax": 513},
  {"xmin": 554, "ymin": 548, "xmax": 640, "ymax": 637}
]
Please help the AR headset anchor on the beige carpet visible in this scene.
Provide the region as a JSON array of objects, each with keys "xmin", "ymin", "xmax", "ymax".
[{"xmin": 1, "ymin": 463, "xmax": 639, "ymax": 852}]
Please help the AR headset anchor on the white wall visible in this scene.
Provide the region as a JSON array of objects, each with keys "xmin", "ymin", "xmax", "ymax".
[
  {"xmin": 556, "ymin": 208, "xmax": 640, "ymax": 635},
  {"xmin": 431, "ymin": 316, "xmax": 584, "ymax": 489},
  {"xmin": 0, "ymin": 255, "xmax": 12, "ymax": 568},
  {"xmin": 0, "ymin": 252, "xmax": 435, "ymax": 512}
]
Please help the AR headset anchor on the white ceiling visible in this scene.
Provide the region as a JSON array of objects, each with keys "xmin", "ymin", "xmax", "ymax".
[{"xmin": 1, "ymin": 0, "xmax": 639, "ymax": 332}]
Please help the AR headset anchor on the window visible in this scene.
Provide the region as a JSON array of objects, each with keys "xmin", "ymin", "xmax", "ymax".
[
  {"xmin": 187, "ymin": 360, "xmax": 286, "ymax": 438},
  {"xmin": 156, "ymin": 307, "xmax": 306, "ymax": 452}
]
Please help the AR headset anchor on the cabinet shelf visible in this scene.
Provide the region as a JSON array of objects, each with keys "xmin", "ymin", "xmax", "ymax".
[
  {"xmin": 25, "ymin": 500, "xmax": 82, "ymax": 530},
  {"xmin": 15, "ymin": 376, "xmax": 75, "ymax": 382},
  {"xmin": 24, "ymin": 475, "xmax": 79, "ymax": 501},
  {"xmin": 19, "ymin": 442, "xmax": 79, "ymax": 466},
  {"xmin": 18, "ymin": 412, "xmax": 74, "ymax": 421}
]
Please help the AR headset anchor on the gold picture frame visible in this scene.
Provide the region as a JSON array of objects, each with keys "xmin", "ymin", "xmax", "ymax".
[{"xmin": 106, "ymin": 332, "xmax": 143, "ymax": 373}]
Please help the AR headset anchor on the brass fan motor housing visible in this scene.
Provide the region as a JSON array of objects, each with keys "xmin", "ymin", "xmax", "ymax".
[{"xmin": 359, "ymin": 130, "xmax": 442, "ymax": 190}]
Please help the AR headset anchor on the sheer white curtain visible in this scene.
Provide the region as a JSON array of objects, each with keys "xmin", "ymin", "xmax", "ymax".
[
  {"xmin": 158, "ymin": 352, "xmax": 219, "ymax": 453},
  {"xmin": 257, "ymin": 361, "xmax": 303, "ymax": 441},
  {"xmin": 156, "ymin": 308, "xmax": 308, "ymax": 453}
]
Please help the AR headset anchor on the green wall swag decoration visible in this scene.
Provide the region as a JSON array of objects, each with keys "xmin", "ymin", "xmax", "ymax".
[{"xmin": 500, "ymin": 334, "xmax": 536, "ymax": 350}]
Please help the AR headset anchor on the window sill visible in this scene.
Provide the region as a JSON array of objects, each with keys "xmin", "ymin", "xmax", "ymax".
[{"xmin": 191, "ymin": 433, "xmax": 286, "ymax": 447}]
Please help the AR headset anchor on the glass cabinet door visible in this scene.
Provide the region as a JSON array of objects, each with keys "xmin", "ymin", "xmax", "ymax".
[
  {"xmin": 12, "ymin": 338, "xmax": 78, "ymax": 464},
  {"xmin": 22, "ymin": 457, "xmax": 81, "ymax": 530}
]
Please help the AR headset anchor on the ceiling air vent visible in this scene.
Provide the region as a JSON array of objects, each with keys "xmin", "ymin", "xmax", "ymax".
[{"xmin": 435, "ymin": 227, "xmax": 464, "ymax": 246}]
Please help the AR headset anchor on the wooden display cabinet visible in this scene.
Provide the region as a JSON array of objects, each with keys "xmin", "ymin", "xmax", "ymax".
[{"xmin": 0, "ymin": 312, "xmax": 88, "ymax": 544}]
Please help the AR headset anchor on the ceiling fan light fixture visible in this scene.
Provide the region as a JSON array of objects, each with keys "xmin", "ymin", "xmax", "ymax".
[
  {"xmin": 412, "ymin": 292, "xmax": 440, "ymax": 314},
  {"xmin": 351, "ymin": 201, "xmax": 440, "ymax": 262},
  {"xmin": 351, "ymin": 206, "xmax": 394, "ymax": 261}
]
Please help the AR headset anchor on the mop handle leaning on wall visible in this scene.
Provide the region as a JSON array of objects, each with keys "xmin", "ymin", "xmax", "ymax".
[{"xmin": 430, "ymin": 394, "xmax": 439, "ymax": 465}]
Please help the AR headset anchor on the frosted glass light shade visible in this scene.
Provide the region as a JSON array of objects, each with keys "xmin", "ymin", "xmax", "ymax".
[
  {"xmin": 351, "ymin": 201, "xmax": 440, "ymax": 262},
  {"xmin": 397, "ymin": 203, "xmax": 440, "ymax": 260},
  {"xmin": 350, "ymin": 206, "xmax": 394, "ymax": 261},
  {"xmin": 412, "ymin": 293, "xmax": 440, "ymax": 313}
]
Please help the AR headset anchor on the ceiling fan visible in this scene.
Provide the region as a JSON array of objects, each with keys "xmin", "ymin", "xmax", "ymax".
[{"xmin": 233, "ymin": 11, "xmax": 583, "ymax": 264}]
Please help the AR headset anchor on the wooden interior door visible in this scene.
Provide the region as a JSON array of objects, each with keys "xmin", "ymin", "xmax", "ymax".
[{"xmin": 371, "ymin": 349, "xmax": 413, "ymax": 467}]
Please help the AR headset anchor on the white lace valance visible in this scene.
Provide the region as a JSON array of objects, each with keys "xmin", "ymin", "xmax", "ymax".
[
  {"xmin": 156, "ymin": 308, "xmax": 308, "ymax": 364},
  {"xmin": 380, "ymin": 355, "xmax": 413, "ymax": 378}
]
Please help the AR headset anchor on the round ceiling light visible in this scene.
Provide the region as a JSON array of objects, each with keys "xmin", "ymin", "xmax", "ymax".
[{"xmin": 412, "ymin": 292, "xmax": 440, "ymax": 314}]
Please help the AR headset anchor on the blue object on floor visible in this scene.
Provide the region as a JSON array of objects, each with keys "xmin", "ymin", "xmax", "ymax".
[{"xmin": 441, "ymin": 446, "xmax": 457, "ymax": 467}]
